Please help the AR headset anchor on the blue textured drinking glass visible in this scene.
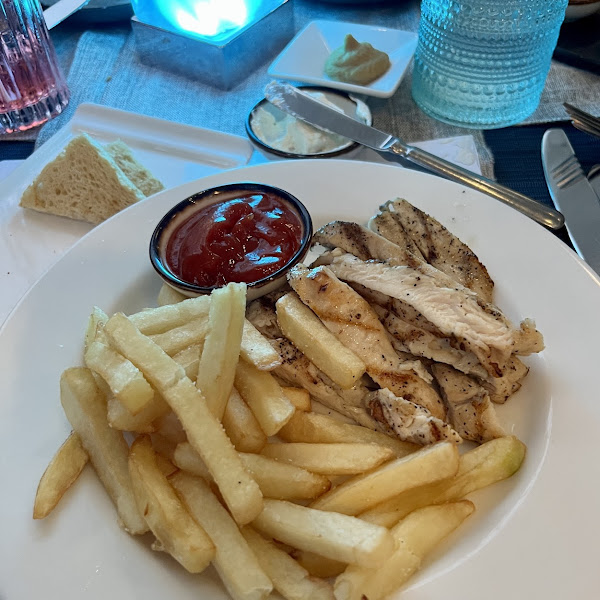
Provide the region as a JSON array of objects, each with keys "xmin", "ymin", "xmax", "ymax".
[{"xmin": 412, "ymin": 0, "xmax": 568, "ymax": 129}]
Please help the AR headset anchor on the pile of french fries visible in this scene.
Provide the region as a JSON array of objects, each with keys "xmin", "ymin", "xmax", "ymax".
[{"xmin": 34, "ymin": 282, "xmax": 526, "ymax": 600}]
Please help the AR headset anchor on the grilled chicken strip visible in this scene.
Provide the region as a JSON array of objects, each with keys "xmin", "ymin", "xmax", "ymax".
[
  {"xmin": 363, "ymin": 208, "xmax": 426, "ymax": 261},
  {"xmin": 374, "ymin": 304, "xmax": 529, "ymax": 403},
  {"xmin": 328, "ymin": 253, "xmax": 543, "ymax": 378},
  {"xmin": 313, "ymin": 220, "xmax": 422, "ymax": 268},
  {"xmin": 370, "ymin": 199, "xmax": 495, "ymax": 303},
  {"xmin": 287, "ymin": 264, "xmax": 447, "ymax": 420},
  {"xmin": 271, "ymin": 337, "xmax": 381, "ymax": 430},
  {"xmin": 374, "ymin": 303, "xmax": 485, "ymax": 376},
  {"xmin": 367, "ymin": 388, "xmax": 462, "ymax": 445},
  {"xmin": 246, "ymin": 298, "xmax": 449, "ymax": 443},
  {"xmin": 246, "ymin": 296, "xmax": 380, "ymax": 429},
  {"xmin": 431, "ymin": 364, "xmax": 505, "ymax": 444}
]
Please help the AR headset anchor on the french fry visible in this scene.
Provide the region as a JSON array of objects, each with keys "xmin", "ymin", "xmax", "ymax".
[
  {"xmin": 276, "ymin": 293, "xmax": 365, "ymax": 389},
  {"xmin": 282, "ymin": 387, "xmax": 311, "ymax": 412},
  {"xmin": 85, "ymin": 340, "xmax": 154, "ymax": 415},
  {"xmin": 104, "ymin": 313, "xmax": 187, "ymax": 389},
  {"xmin": 128, "ymin": 436, "xmax": 214, "ymax": 573},
  {"xmin": 171, "ymin": 473, "xmax": 273, "ymax": 600},
  {"xmin": 291, "ymin": 550, "xmax": 346, "ymax": 579},
  {"xmin": 235, "ymin": 359, "xmax": 295, "ymax": 436},
  {"xmin": 172, "ymin": 344, "xmax": 201, "ymax": 381},
  {"xmin": 241, "ymin": 319, "xmax": 282, "ymax": 371},
  {"xmin": 59, "ymin": 367, "xmax": 148, "ymax": 534},
  {"xmin": 174, "ymin": 442, "xmax": 331, "ymax": 501},
  {"xmin": 154, "ymin": 453, "xmax": 179, "ymax": 478},
  {"xmin": 242, "ymin": 527, "xmax": 335, "ymax": 600},
  {"xmin": 33, "ymin": 432, "xmax": 89, "ymax": 519},
  {"xmin": 222, "ymin": 388, "xmax": 267, "ymax": 453},
  {"xmin": 131, "ymin": 294, "xmax": 210, "ymax": 334},
  {"xmin": 173, "ymin": 441, "xmax": 213, "ymax": 480},
  {"xmin": 157, "ymin": 282, "xmax": 187, "ymax": 307},
  {"xmin": 106, "ymin": 393, "xmax": 170, "ymax": 433},
  {"xmin": 153, "ymin": 411, "xmax": 188, "ymax": 445},
  {"xmin": 84, "ymin": 306, "xmax": 108, "ymax": 350},
  {"xmin": 150, "ymin": 317, "xmax": 209, "ymax": 356},
  {"xmin": 261, "ymin": 442, "xmax": 394, "ymax": 476},
  {"xmin": 196, "ymin": 282, "xmax": 246, "ymax": 419},
  {"xmin": 252, "ymin": 499, "xmax": 394, "ymax": 568},
  {"xmin": 278, "ymin": 411, "xmax": 418, "ymax": 457},
  {"xmin": 360, "ymin": 436, "xmax": 526, "ymax": 527},
  {"xmin": 334, "ymin": 501, "xmax": 475, "ymax": 600},
  {"xmin": 240, "ymin": 452, "xmax": 331, "ymax": 501},
  {"xmin": 103, "ymin": 312, "xmax": 263, "ymax": 525},
  {"xmin": 310, "ymin": 442, "xmax": 459, "ymax": 515}
]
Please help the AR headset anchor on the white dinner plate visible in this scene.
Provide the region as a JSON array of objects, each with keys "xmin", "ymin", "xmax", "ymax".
[
  {"xmin": 268, "ymin": 20, "xmax": 418, "ymax": 98},
  {"xmin": 1, "ymin": 160, "xmax": 599, "ymax": 599}
]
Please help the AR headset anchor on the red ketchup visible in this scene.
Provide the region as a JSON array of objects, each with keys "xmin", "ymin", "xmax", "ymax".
[{"xmin": 165, "ymin": 192, "xmax": 303, "ymax": 288}]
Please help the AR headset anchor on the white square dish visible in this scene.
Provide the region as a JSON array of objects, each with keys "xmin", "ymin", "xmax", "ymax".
[{"xmin": 268, "ymin": 20, "xmax": 418, "ymax": 98}]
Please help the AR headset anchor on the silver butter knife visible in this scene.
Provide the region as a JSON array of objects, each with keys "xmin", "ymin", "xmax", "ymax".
[
  {"xmin": 542, "ymin": 128, "xmax": 600, "ymax": 274},
  {"xmin": 265, "ymin": 81, "xmax": 564, "ymax": 230}
]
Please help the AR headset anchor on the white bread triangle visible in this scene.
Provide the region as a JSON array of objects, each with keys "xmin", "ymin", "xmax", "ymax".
[
  {"xmin": 104, "ymin": 140, "xmax": 165, "ymax": 197},
  {"xmin": 20, "ymin": 133, "xmax": 146, "ymax": 224}
]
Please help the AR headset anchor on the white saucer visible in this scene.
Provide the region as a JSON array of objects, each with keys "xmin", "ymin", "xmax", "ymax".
[{"xmin": 268, "ymin": 20, "xmax": 418, "ymax": 99}]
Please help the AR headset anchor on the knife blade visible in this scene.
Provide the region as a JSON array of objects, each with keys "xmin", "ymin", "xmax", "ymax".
[
  {"xmin": 588, "ymin": 165, "xmax": 600, "ymax": 200},
  {"xmin": 542, "ymin": 128, "xmax": 600, "ymax": 274},
  {"xmin": 264, "ymin": 81, "xmax": 564, "ymax": 230}
]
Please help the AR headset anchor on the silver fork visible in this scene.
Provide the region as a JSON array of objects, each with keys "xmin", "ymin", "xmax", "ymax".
[{"xmin": 564, "ymin": 103, "xmax": 600, "ymax": 139}]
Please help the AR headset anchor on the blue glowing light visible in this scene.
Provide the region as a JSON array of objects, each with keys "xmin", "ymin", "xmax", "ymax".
[{"xmin": 132, "ymin": 0, "xmax": 276, "ymax": 43}]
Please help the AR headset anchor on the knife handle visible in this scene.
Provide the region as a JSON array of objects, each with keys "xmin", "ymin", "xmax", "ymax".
[{"xmin": 391, "ymin": 143, "xmax": 565, "ymax": 230}]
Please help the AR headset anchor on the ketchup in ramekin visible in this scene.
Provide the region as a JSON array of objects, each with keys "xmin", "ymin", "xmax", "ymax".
[{"xmin": 150, "ymin": 183, "xmax": 312, "ymax": 300}]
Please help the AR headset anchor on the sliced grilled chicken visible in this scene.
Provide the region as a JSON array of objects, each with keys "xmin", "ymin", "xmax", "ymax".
[
  {"xmin": 367, "ymin": 388, "xmax": 462, "ymax": 445},
  {"xmin": 370, "ymin": 199, "xmax": 495, "ymax": 303},
  {"xmin": 373, "ymin": 304, "xmax": 528, "ymax": 403},
  {"xmin": 312, "ymin": 220, "xmax": 422, "ymax": 267},
  {"xmin": 365, "ymin": 207, "xmax": 425, "ymax": 261},
  {"xmin": 329, "ymin": 253, "xmax": 542, "ymax": 378},
  {"xmin": 477, "ymin": 355, "xmax": 529, "ymax": 404},
  {"xmin": 431, "ymin": 364, "xmax": 505, "ymax": 444},
  {"xmin": 374, "ymin": 303, "xmax": 486, "ymax": 377},
  {"xmin": 246, "ymin": 295, "xmax": 282, "ymax": 338},
  {"xmin": 287, "ymin": 264, "xmax": 447, "ymax": 420},
  {"xmin": 270, "ymin": 337, "xmax": 381, "ymax": 431}
]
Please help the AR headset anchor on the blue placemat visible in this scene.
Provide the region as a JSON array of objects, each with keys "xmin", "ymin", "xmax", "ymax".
[{"xmin": 484, "ymin": 121, "xmax": 600, "ymax": 247}]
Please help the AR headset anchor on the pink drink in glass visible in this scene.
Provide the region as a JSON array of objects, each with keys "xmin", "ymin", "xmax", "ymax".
[{"xmin": 0, "ymin": 0, "xmax": 70, "ymax": 134}]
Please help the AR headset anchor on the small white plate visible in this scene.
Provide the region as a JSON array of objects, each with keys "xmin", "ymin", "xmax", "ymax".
[{"xmin": 268, "ymin": 20, "xmax": 418, "ymax": 99}]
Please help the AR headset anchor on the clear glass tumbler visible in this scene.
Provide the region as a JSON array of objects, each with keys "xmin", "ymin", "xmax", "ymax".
[
  {"xmin": 412, "ymin": 0, "xmax": 568, "ymax": 129},
  {"xmin": 0, "ymin": 0, "xmax": 70, "ymax": 134}
]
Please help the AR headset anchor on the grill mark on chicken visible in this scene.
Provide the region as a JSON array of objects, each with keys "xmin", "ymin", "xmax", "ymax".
[
  {"xmin": 371, "ymin": 199, "xmax": 495, "ymax": 303},
  {"xmin": 431, "ymin": 364, "xmax": 505, "ymax": 444},
  {"xmin": 312, "ymin": 221, "xmax": 422, "ymax": 269},
  {"xmin": 367, "ymin": 389, "xmax": 462, "ymax": 445},
  {"xmin": 365, "ymin": 209, "xmax": 425, "ymax": 261},
  {"xmin": 288, "ymin": 264, "xmax": 447, "ymax": 420}
]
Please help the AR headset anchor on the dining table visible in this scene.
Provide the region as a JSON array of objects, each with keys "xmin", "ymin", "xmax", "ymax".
[
  {"xmin": 2, "ymin": 0, "xmax": 600, "ymax": 285},
  {"xmin": 2, "ymin": 1, "xmax": 600, "ymax": 599}
]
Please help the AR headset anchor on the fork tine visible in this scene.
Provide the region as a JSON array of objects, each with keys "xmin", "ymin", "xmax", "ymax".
[
  {"xmin": 564, "ymin": 103, "xmax": 600, "ymax": 135},
  {"xmin": 571, "ymin": 119, "xmax": 600, "ymax": 140},
  {"xmin": 564, "ymin": 102, "xmax": 600, "ymax": 123}
]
